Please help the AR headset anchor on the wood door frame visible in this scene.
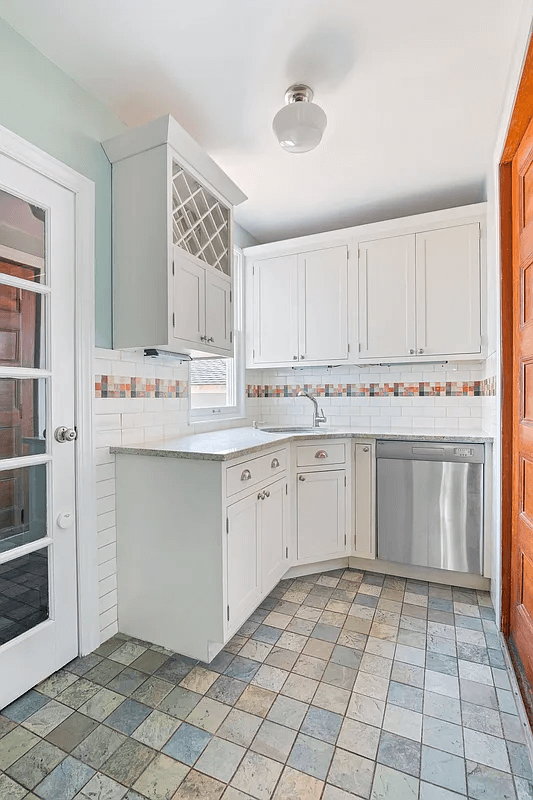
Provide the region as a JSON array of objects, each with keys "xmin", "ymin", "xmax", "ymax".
[
  {"xmin": 501, "ymin": 33, "xmax": 533, "ymax": 639},
  {"xmin": 0, "ymin": 124, "xmax": 99, "ymax": 656}
]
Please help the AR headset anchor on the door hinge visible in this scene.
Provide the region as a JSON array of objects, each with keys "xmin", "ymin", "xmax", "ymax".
[
  {"xmin": 230, "ymin": 331, "xmax": 233, "ymax": 344},
  {"xmin": 172, "ymin": 313, "xmax": 175, "ymax": 328},
  {"xmin": 172, "ymin": 260, "xmax": 175, "ymax": 276},
  {"xmin": 344, "ymin": 475, "xmax": 347, "ymax": 487},
  {"xmin": 358, "ymin": 343, "xmax": 362, "ymax": 352},
  {"xmin": 230, "ymin": 290, "xmax": 232, "ymax": 303},
  {"xmin": 285, "ymin": 546, "xmax": 289, "ymax": 558},
  {"xmin": 227, "ymin": 605, "xmax": 230, "ymax": 621},
  {"xmin": 285, "ymin": 483, "xmax": 288, "ymax": 495},
  {"xmin": 21, "ymin": 509, "xmax": 24, "ymax": 524},
  {"xmin": 344, "ymin": 534, "xmax": 347, "ymax": 545},
  {"xmin": 347, "ymin": 343, "xmax": 350, "ymax": 354},
  {"xmin": 226, "ymin": 517, "xmax": 229, "ymax": 534},
  {"xmin": 253, "ymin": 349, "xmax": 256, "ymax": 358}
]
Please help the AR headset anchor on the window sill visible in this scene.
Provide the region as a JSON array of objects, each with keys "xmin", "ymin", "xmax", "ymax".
[{"xmin": 188, "ymin": 410, "xmax": 247, "ymax": 426}]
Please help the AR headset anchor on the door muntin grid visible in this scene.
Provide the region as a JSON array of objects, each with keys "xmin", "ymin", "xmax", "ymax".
[
  {"xmin": 0, "ymin": 187, "xmax": 53, "ymax": 646},
  {"xmin": 172, "ymin": 160, "xmax": 231, "ymax": 275}
]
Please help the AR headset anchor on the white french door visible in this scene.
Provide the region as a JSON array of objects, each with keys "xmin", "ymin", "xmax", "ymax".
[{"xmin": 0, "ymin": 151, "xmax": 78, "ymax": 708}]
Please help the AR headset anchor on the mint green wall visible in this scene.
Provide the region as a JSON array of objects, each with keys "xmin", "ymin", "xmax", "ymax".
[{"xmin": 0, "ymin": 19, "xmax": 125, "ymax": 347}]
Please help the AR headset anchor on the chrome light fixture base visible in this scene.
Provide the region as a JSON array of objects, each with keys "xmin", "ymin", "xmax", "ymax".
[{"xmin": 285, "ymin": 84, "xmax": 314, "ymax": 104}]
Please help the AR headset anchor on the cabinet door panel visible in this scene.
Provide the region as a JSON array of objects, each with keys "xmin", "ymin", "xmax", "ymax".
[
  {"xmin": 260, "ymin": 478, "xmax": 288, "ymax": 591},
  {"xmin": 416, "ymin": 224, "xmax": 481, "ymax": 356},
  {"xmin": 358, "ymin": 235, "xmax": 416, "ymax": 359},
  {"xmin": 298, "ymin": 246, "xmax": 348, "ymax": 362},
  {"xmin": 297, "ymin": 470, "xmax": 346, "ymax": 561},
  {"xmin": 227, "ymin": 493, "xmax": 260, "ymax": 626},
  {"xmin": 206, "ymin": 271, "xmax": 232, "ymax": 352},
  {"xmin": 173, "ymin": 252, "xmax": 205, "ymax": 345},
  {"xmin": 253, "ymin": 255, "xmax": 298, "ymax": 364}
]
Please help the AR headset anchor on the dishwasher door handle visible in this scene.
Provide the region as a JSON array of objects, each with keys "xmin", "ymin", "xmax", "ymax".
[{"xmin": 411, "ymin": 447, "xmax": 445, "ymax": 456}]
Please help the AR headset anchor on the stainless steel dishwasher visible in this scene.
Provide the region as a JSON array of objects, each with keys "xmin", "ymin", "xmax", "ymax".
[{"xmin": 376, "ymin": 440, "xmax": 484, "ymax": 574}]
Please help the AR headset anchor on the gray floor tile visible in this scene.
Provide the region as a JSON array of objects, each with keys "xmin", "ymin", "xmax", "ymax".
[
  {"xmin": 158, "ymin": 686, "xmax": 202, "ymax": 719},
  {"xmin": 287, "ymin": 732, "xmax": 334, "ymax": 779},
  {"xmin": 509, "ymin": 742, "xmax": 533, "ymax": 780},
  {"xmin": 300, "ymin": 705, "xmax": 342, "ymax": 744},
  {"xmin": 466, "ymin": 760, "xmax": 517, "ymax": 800},
  {"xmin": 207, "ymin": 676, "xmax": 247, "ymax": 705},
  {"xmin": 195, "ymin": 737, "xmax": 246, "ymax": 782},
  {"xmin": 377, "ymin": 730, "xmax": 421, "ymax": 777},
  {"xmin": 388, "ymin": 680, "xmax": 423, "ymax": 712},
  {"xmin": 6, "ymin": 739, "xmax": 65, "ymax": 790},
  {"xmin": 267, "ymin": 695, "xmax": 308, "ymax": 730},
  {"xmin": 106, "ymin": 668, "xmax": 147, "ymax": 697},
  {"xmin": 217, "ymin": 708, "xmax": 262, "ymax": 747},
  {"xmin": 101, "ymin": 738, "xmax": 156, "ymax": 787},
  {"xmin": 2, "ymin": 690, "xmax": 50, "ymax": 722},
  {"xmin": 371, "ymin": 763, "xmax": 419, "ymax": 799},
  {"xmin": 421, "ymin": 746, "xmax": 467, "ymax": 794},
  {"xmin": 163, "ymin": 721, "xmax": 212, "ymax": 764},
  {"xmin": 224, "ymin": 657, "xmax": 261, "ymax": 683},
  {"xmin": 72, "ymin": 724, "xmax": 126, "ymax": 769},
  {"xmin": 34, "ymin": 755, "xmax": 95, "ymax": 800},
  {"xmin": 251, "ymin": 719, "xmax": 296, "ymax": 762},
  {"xmin": 45, "ymin": 711, "xmax": 98, "ymax": 751},
  {"xmin": 104, "ymin": 699, "xmax": 151, "ymax": 736}
]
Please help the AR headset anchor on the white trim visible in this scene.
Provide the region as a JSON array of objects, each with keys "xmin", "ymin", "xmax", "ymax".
[
  {"xmin": 0, "ymin": 124, "xmax": 99, "ymax": 655},
  {"xmin": 189, "ymin": 247, "xmax": 246, "ymax": 424}
]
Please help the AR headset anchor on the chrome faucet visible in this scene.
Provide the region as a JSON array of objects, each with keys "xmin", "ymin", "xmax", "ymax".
[{"xmin": 297, "ymin": 390, "xmax": 327, "ymax": 427}]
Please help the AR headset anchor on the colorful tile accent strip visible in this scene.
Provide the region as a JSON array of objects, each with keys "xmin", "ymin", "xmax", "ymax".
[
  {"xmin": 246, "ymin": 377, "xmax": 496, "ymax": 399},
  {"xmin": 95, "ymin": 376, "xmax": 188, "ymax": 399}
]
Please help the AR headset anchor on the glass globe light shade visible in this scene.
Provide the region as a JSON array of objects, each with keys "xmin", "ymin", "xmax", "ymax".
[{"xmin": 272, "ymin": 101, "xmax": 327, "ymax": 153}]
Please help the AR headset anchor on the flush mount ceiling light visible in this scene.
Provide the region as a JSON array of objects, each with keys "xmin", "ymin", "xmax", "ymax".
[{"xmin": 272, "ymin": 84, "xmax": 327, "ymax": 153}]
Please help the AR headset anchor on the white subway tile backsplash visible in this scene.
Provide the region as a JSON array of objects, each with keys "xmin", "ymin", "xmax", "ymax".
[{"xmin": 98, "ymin": 542, "xmax": 116, "ymax": 566}]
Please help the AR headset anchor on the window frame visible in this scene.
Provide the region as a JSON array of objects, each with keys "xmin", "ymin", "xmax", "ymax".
[{"xmin": 188, "ymin": 246, "xmax": 245, "ymax": 423}]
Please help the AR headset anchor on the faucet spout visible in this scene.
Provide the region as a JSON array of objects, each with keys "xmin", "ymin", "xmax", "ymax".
[{"xmin": 297, "ymin": 390, "xmax": 327, "ymax": 427}]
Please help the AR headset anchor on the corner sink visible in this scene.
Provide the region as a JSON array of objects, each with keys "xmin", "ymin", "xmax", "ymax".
[{"xmin": 260, "ymin": 426, "xmax": 327, "ymax": 434}]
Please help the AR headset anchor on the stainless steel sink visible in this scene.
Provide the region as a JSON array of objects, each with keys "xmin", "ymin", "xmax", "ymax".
[{"xmin": 260, "ymin": 426, "xmax": 327, "ymax": 434}]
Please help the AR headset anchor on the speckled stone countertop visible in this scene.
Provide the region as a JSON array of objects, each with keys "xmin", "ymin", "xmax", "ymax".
[{"xmin": 110, "ymin": 425, "xmax": 493, "ymax": 462}]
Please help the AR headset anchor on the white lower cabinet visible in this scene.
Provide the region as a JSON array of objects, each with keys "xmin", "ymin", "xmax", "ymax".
[
  {"xmin": 297, "ymin": 470, "xmax": 346, "ymax": 561},
  {"xmin": 226, "ymin": 475, "xmax": 288, "ymax": 631},
  {"xmin": 226, "ymin": 492, "xmax": 261, "ymax": 628}
]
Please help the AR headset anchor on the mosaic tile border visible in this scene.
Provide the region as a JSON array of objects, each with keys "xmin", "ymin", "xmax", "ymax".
[
  {"xmin": 95, "ymin": 376, "xmax": 188, "ymax": 399},
  {"xmin": 246, "ymin": 377, "xmax": 496, "ymax": 399}
]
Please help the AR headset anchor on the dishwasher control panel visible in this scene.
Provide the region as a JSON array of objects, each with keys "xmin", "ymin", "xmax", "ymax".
[{"xmin": 454, "ymin": 447, "xmax": 475, "ymax": 458}]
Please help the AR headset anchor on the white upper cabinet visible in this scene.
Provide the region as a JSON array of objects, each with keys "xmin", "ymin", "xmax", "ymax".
[
  {"xmin": 358, "ymin": 235, "xmax": 416, "ymax": 360},
  {"xmin": 249, "ymin": 245, "xmax": 349, "ymax": 367},
  {"xmin": 102, "ymin": 115, "xmax": 246, "ymax": 355},
  {"xmin": 299, "ymin": 246, "xmax": 348, "ymax": 363},
  {"xmin": 245, "ymin": 204, "xmax": 486, "ymax": 367},
  {"xmin": 415, "ymin": 224, "xmax": 481, "ymax": 357},
  {"xmin": 252, "ymin": 254, "xmax": 299, "ymax": 364}
]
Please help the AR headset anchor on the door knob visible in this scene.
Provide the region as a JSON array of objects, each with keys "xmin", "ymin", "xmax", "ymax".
[{"xmin": 54, "ymin": 426, "xmax": 77, "ymax": 443}]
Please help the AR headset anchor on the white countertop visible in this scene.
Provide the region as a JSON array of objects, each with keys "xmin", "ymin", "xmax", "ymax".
[{"xmin": 110, "ymin": 425, "xmax": 493, "ymax": 462}]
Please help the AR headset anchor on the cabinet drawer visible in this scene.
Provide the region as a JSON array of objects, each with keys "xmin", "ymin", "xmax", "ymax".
[
  {"xmin": 296, "ymin": 443, "xmax": 346, "ymax": 467},
  {"xmin": 226, "ymin": 449, "xmax": 287, "ymax": 497}
]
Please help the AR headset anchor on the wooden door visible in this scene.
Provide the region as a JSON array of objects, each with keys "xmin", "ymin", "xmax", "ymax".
[
  {"xmin": 297, "ymin": 470, "xmax": 346, "ymax": 561},
  {"xmin": 226, "ymin": 492, "xmax": 261, "ymax": 629},
  {"xmin": 205, "ymin": 271, "xmax": 232, "ymax": 352},
  {"xmin": 511, "ymin": 114, "xmax": 533, "ymax": 684},
  {"xmin": 298, "ymin": 246, "xmax": 348, "ymax": 363},
  {"xmin": 260, "ymin": 477, "xmax": 288, "ymax": 591},
  {"xmin": 172, "ymin": 249, "xmax": 206, "ymax": 346},
  {"xmin": 415, "ymin": 224, "xmax": 481, "ymax": 357},
  {"xmin": 358, "ymin": 234, "xmax": 416, "ymax": 360},
  {"xmin": 252, "ymin": 254, "xmax": 299, "ymax": 365}
]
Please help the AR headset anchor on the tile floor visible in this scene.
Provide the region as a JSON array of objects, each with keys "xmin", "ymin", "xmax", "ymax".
[{"xmin": 0, "ymin": 567, "xmax": 532, "ymax": 799}]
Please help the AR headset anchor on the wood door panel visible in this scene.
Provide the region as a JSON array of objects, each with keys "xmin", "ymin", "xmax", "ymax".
[
  {"xmin": 523, "ymin": 258, "xmax": 533, "ymax": 324},
  {"xmin": 522, "ymin": 457, "xmax": 533, "ymax": 524}
]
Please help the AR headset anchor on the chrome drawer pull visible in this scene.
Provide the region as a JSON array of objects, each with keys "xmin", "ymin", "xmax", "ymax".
[
  {"xmin": 271, "ymin": 458, "xmax": 280, "ymax": 469},
  {"xmin": 299, "ymin": 475, "xmax": 306, "ymax": 481},
  {"xmin": 315, "ymin": 450, "xmax": 328, "ymax": 459},
  {"xmin": 241, "ymin": 469, "xmax": 252, "ymax": 481}
]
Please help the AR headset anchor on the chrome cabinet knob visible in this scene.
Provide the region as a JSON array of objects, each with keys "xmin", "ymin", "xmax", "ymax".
[
  {"xmin": 55, "ymin": 426, "xmax": 77, "ymax": 443},
  {"xmin": 207, "ymin": 337, "xmax": 214, "ymax": 343},
  {"xmin": 315, "ymin": 450, "xmax": 328, "ymax": 459},
  {"xmin": 200, "ymin": 335, "xmax": 208, "ymax": 342},
  {"xmin": 257, "ymin": 491, "xmax": 264, "ymax": 500},
  {"xmin": 409, "ymin": 349, "xmax": 415, "ymax": 354},
  {"xmin": 301, "ymin": 355, "xmax": 306, "ymax": 360},
  {"xmin": 271, "ymin": 458, "xmax": 280, "ymax": 469},
  {"xmin": 298, "ymin": 475, "xmax": 306, "ymax": 481},
  {"xmin": 418, "ymin": 348, "xmax": 424, "ymax": 354},
  {"xmin": 241, "ymin": 469, "xmax": 252, "ymax": 481},
  {"xmin": 362, "ymin": 446, "xmax": 370, "ymax": 452},
  {"xmin": 264, "ymin": 490, "xmax": 270, "ymax": 497},
  {"xmin": 293, "ymin": 355, "xmax": 298, "ymax": 360}
]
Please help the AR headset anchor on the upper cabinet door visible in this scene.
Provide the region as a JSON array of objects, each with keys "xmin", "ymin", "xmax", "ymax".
[
  {"xmin": 253, "ymin": 255, "xmax": 299, "ymax": 364},
  {"xmin": 206, "ymin": 271, "xmax": 232, "ymax": 352},
  {"xmin": 358, "ymin": 234, "xmax": 416, "ymax": 359},
  {"xmin": 415, "ymin": 224, "xmax": 481, "ymax": 357},
  {"xmin": 173, "ymin": 251, "xmax": 206, "ymax": 346},
  {"xmin": 298, "ymin": 246, "xmax": 349, "ymax": 362}
]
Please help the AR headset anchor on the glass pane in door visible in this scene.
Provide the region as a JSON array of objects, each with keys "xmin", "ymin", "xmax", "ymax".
[
  {"xmin": 0, "ymin": 378, "xmax": 46, "ymax": 458},
  {"xmin": 0, "ymin": 463, "xmax": 47, "ymax": 553},
  {"xmin": 0, "ymin": 189, "xmax": 45, "ymax": 283},
  {"xmin": 0, "ymin": 548, "xmax": 48, "ymax": 645},
  {"xmin": 0, "ymin": 285, "xmax": 44, "ymax": 369}
]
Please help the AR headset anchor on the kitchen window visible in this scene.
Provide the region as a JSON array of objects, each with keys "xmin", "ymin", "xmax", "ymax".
[{"xmin": 189, "ymin": 247, "xmax": 245, "ymax": 422}]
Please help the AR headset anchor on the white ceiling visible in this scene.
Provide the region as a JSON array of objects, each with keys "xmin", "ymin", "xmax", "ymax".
[{"xmin": 0, "ymin": 0, "xmax": 523, "ymax": 243}]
